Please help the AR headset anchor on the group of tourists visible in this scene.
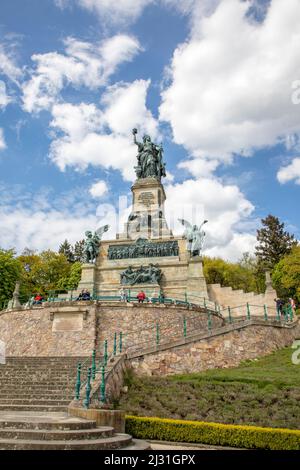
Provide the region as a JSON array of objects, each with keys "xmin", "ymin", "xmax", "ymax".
[
  {"xmin": 76, "ymin": 289, "xmax": 91, "ymax": 301},
  {"xmin": 274, "ymin": 297, "xmax": 296, "ymax": 318},
  {"xmin": 119, "ymin": 288, "xmax": 164, "ymax": 304}
]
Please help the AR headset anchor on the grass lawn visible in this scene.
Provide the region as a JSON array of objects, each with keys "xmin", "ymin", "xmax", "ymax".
[{"xmin": 118, "ymin": 346, "xmax": 300, "ymax": 429}]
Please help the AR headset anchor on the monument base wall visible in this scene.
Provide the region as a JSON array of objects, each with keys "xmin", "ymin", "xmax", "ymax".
[{"xmin": 1, "ymin": 303, "xmax": 297, "ymax": 379}]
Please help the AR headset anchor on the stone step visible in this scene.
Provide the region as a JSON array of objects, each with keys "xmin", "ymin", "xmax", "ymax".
[
  {"xmin": 0, "ymin": 369, "xmax": 85, "ymax": 372},
  {"xmin": 0, "ymin": 389, "xmax": 74, "ymax": 394},
  {"xmin": 0, "ymin": 372, "xmax": 80, "ymax": 375},
  {"xmin": 0, "ymin": 380, "xmax": 76, "ymax": 384},
  {"xmin": 0, "ymin": 370, "xmax": 79, "ymax": 374},
  {"xmin": 0, "ymin": 383, "xmax": 75, "ymax": 388},
  {"xmin": 0, "ymin": 372, "xmax": 78, "ymax": 376},
  {"xmin": 0, "ymin": 418, "xmax": 97, "ymax": 431},
  {"xmin": 0, "ymin": 370, "xmax": 79, "ymax": 373},
  {"xmin": 6, "ymin": 356, "xmax": 88, "ymax": 365},
  {"xmin": 0, "ymin": 383, "xmax": 74, "ymax": 388},
  {"xmin": 0, "ymin": 427, "xmax": 114, "ymax": 440},
  {"xmin": 0, "ymin": 388, "xmax": 74, "ymax": 392},
  {"xmin": 0, "ymin": 364, "xmax": 83, "ymax": 368},
  {"xmin": 0, "ymin": 405, "xmax": 68, "ymax": 412},
  {"xmin": 0, "ymin": 370, "xmax": 84, "ymax": 374},
  {"xmin": 0, "ymin": 395, "xmax": 72, "ymax": 400},
  {"xmin": 0, "ymin": 378, "xmax": 80, "ymax": 382},
  {"xmin": 0, "ymin": 374, "xmax": 77, "ymax": 378},
  {"xmin": 0, "ymin": 399, "xmax": 71, "ymax": 405},
  {"xmin": 0, "ymin": 433, "xmax": 133, "ymax": 450},
  {"xmin": 0, "ymin": 366, "xmax": 83, "ymax": 369}
]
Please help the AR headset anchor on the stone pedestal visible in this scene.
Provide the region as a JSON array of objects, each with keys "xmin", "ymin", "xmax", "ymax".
[
  {"xmin": 264, "ymin": 271, "xmax": 278, "ymax": 309},
  {"xmin": 68, "ymin": 407, "xmax": 125, "ymax": 433},
  {"xmin": 7, "ymin": 281, "xmax": 21, "ymax": 310},
  {"xmin": 77, "ymin": 263, "xmax": 97, "ymax": 294},
  {"xmin": 117, "ymin": 177, "xmax": 172, "ymax": 240},
  {"xmin": 186, "ymin": 257, "xmax": 208, "ymax": 299}
]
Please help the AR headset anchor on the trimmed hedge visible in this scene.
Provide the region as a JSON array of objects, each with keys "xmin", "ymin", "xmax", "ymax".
[{"xmin": 125, "ymin": 415, "xmax": 300, "ymax": 450}]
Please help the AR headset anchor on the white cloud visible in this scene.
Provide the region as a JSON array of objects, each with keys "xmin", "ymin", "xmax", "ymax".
[
  {"xmin": 89, "ymin": 180, "xmax": 108, "ymax": 198},
  {"xmin": 22, "ymin": 35, "xmax": 141, "ymax": 113},
  {"xmin": 49, "ymin": 79, "xmax": 159, "ymax": 181},
  {"xmin": 160, "ymin": 0, "xmax": 300, "ymax": 176},
  {"xmin": 0, "ymin": 81, "xmax": 11, "ymax": 109},
  {"xmin": 55, "ymin": 0, "xmax": 155, "ymax": 26},
  {"xmin": 178, "ymin": 158, "xmax": 219, "ymax": 178},
  {"xmin": 165, "ymin": 177, "xmax": 255, "ymax": 261},
  {"xmin": 205, "ymin": 232, "xmax": 257, "ymax": 260},
  {"xmin": 0, "ymin": 129, "xmax": 6, "ymax": 151},
  {"xmin": 163, "ymin": 0, "xmax": 221, "ymax": 28},
  {"xmin": 55, "ymin": 0, "xmax": 220, "ymax": 27},
  {"xmin": 0, "ymin": 208, "xmax": 97, "ymax": 252},
  {"xmin": 50, "ymin": 130, "xmax": 136, "ymax": 181},
  {"xmin": 0, "ymin": 44, "xmax": 21, "ymax": 82},
  {"xmin": 101, "ymin": 79, "xmax": 158, "ymax": 137},
  {"xmin": 0, "ymin": 184, "xmax": 117, "ymax": 252},
  {"xmin": 277, "ymin": 158, "xmax": 300, "ymax": 185},
  {"xmin": 50, "ymin": 102, "xmax": 103, "ymax": 140}
]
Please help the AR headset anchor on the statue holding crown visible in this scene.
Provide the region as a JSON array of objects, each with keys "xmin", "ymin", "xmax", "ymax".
[{"xmin": 132, "ymin": 128, "xmax": 166, "ymax": 181}]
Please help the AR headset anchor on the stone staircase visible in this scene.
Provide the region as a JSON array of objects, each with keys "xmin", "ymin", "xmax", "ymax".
[
  {"xmin": 0, "ymin": 357, "xmax": 88, "ymax": 412},
  {"xmin": 0, "ymin": 411, "xmax": 150, "ymax": 450},
  {"xmin": 0, "ymin": 358, "xmax": 150, "ymax": 450}
]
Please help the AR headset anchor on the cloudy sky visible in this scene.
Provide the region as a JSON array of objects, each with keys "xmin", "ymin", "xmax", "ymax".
[{"xmin": 0, "ymin": 0, "xmax": 299, "ymax": 260}]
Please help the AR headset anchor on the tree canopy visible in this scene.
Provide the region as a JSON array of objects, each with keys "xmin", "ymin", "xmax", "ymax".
[
  {"xmin": 255, "ymin": 215, "xmax": 297, "ymax": 271},
  {"xmin": 0, "ymin": 250, "xmax": 22, "ymax": 308},
  {"xmin": 203, "ymin": 254, "xmax": 265, "ymax": 294},
  {"xmin": 272, "ymin": 246, "xmax": 300, "ymax": 303}
]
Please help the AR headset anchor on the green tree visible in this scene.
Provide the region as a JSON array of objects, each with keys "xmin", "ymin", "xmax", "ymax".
[
  {"xmin": 58, "ymin": 239, "xmax": 74, "ymax": 263},
  {"xmin": 203, "ymin": 256, "xmax": 261, "ymax": 293},
  {"xmin": 18, "ymin": 250, "xmax": 71, "ymax": 295},
  {"xmin": 56, "ymin": 262, "xmax": 82, "ymax": 291},
  {"xmin": 238, "ymin": 252, "xmax": 265, "ymax": 293},
  {"xmin": 272, "ymin": 246, "xmax": 300, "ymax": 303},
  {"xmin": 255, "ymin": 215, "xmax": 297, "ymax": 271},
  {"xmin": 73, "ymin": 240, "xmax": 85, "ymax": 262},
  {"xmin": 18, "ymin": 251, "xmax": 43, "ymax": 301},
  {"xmin": 0, "ymin": 249, "xmax": 22, "ymax": 308}
]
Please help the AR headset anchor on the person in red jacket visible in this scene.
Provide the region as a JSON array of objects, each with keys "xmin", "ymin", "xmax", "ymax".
[
  {"xmin": 137, "ymin": 291, "xmax": 146, "ymax": 303},
  {"xmin": 33, "ymin": 293, "xmax": 43, "ymax": 305}
]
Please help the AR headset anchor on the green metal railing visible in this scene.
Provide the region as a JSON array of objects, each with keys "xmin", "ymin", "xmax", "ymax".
[
  {"xmin": 75, "ymin": 333, "xmax": 125, "ymax": 408},
  {"xmin": 10, "ymin": 288, "xmax": 220, "ymax": 312}
]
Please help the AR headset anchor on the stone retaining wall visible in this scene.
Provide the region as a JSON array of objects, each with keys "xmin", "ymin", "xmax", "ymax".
[
  {"xmin": 0, "ymin": 303, "xmax": 97, "ymax": 356},
  {"xmin": 129, "ymin": 321, "xmax": 300, "ymax": 376},
  {"xmin": 0, "ymin": 302, "xmax": 222, "ymax": 357},
  {"xmin": 96, "ymin": 303, "xmax": 224, "ymax": 355},
  {"xmin": 1, "ymin": 302, "xmax": 298, "ymax": 380}
]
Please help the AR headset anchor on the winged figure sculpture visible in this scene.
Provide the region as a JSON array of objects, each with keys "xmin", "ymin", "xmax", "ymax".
[
  {"xmin": 178, "ymin": 219, "xmax": 208, "ymax": 257},
  {"xmin": 84, "ymin": 224, "xmax": 109, "ymax": 263}
]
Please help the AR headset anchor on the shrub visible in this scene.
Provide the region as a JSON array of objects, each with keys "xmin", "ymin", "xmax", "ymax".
[{"xmin": 125, "ymin": 415, "xmax": 300, "ymax": 450}]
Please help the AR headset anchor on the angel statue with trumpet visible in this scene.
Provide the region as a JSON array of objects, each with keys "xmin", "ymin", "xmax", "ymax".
[
  {"xmin": 84, "ymin": 225, "xmax": 109, "ymax": 263},
  {"xmin": 178, "ymin": 219, "xmax": 208, "ymax": 257}
]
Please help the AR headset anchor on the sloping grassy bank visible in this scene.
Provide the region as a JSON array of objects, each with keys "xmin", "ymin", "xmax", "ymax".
[{"xmin": 118, "ymin": 347, "xmax": 300, "ymax": 429}]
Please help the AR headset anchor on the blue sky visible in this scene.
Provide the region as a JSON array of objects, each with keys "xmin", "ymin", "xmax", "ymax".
[{"xmin": 0, "ymin": 0, "xmax": 299, "ymax": 260}]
